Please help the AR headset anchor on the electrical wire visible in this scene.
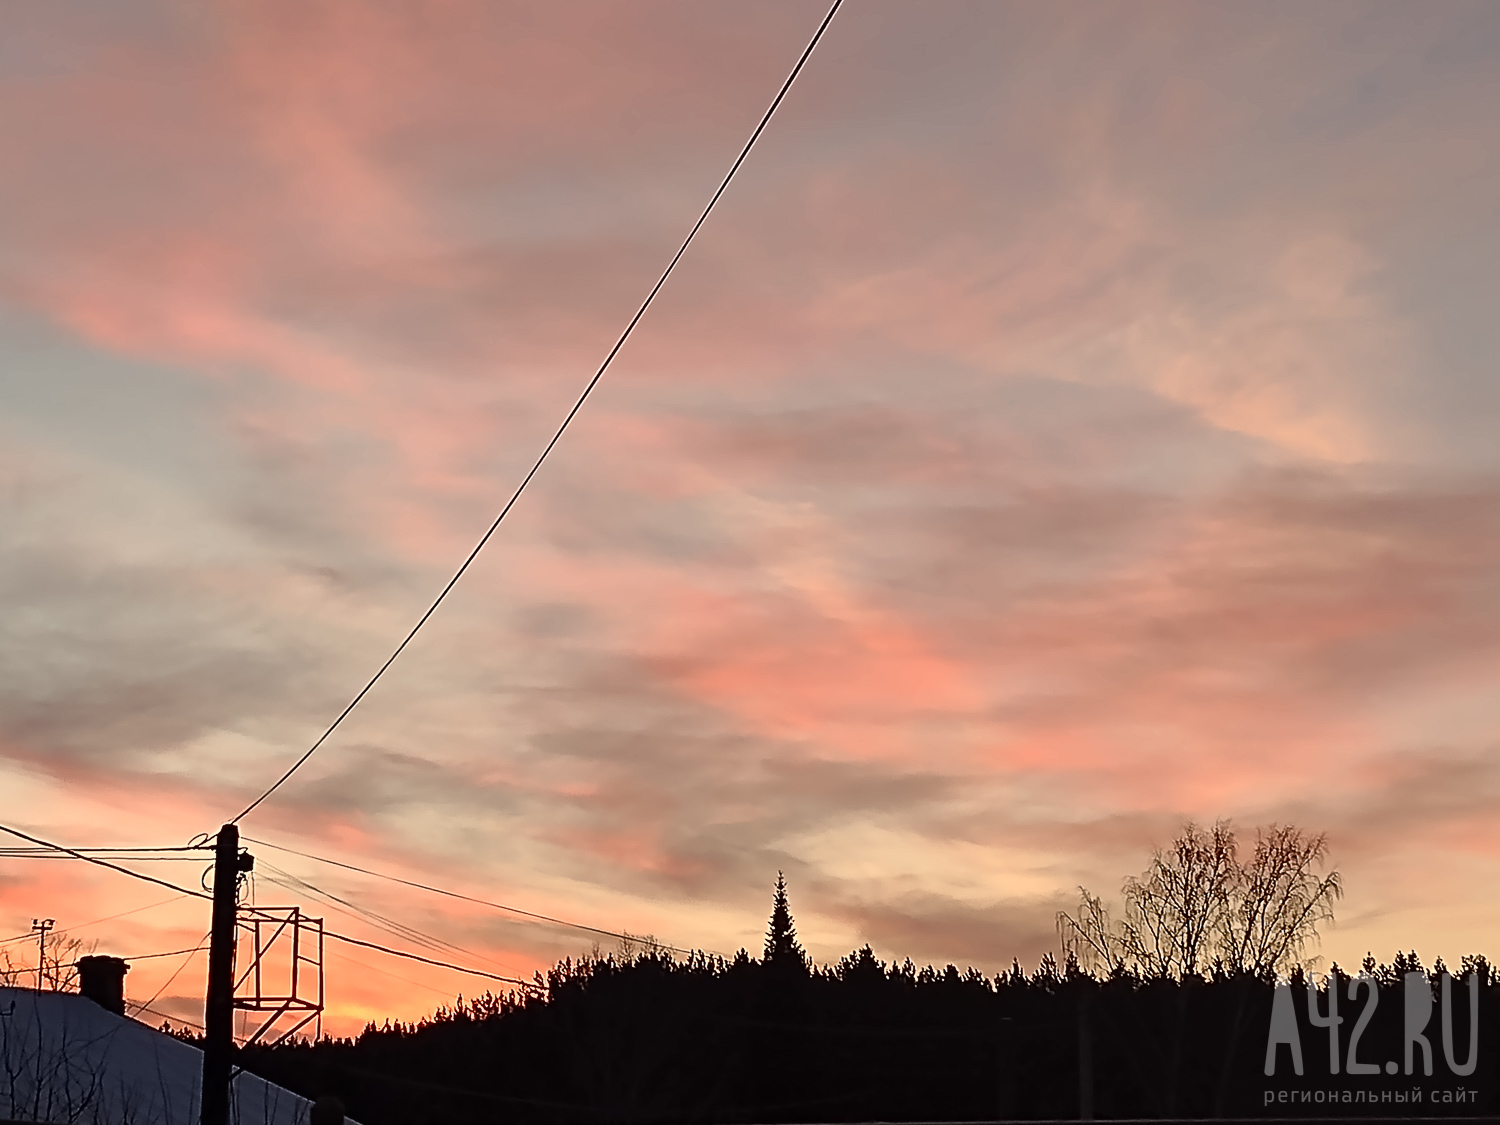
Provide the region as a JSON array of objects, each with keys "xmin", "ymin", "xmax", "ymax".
[
  {"xmin": 322, "ymin": 942, "xmax": 456, "ymax": 999},
  {"xmin": 128, "ymin": 930, "xmax": 211, "ymax": 1027},
  {"xmin": 257, "ymin": 862, "xmax": 459, "ymax": 957},
  {"xmin": 123, "ymin": 945, "xmax": 210, "ymax": 961},
  {"xmin": 255, "ymin": 870, "xmax": 444, "ymax": 954},
  {"xmin": 238, "ymin": 871, "xmax": 531, "ymax": 988},
  {"xmin": 133, "ymin": 1004, "xmax": 204, "ymax": 1033},
  {"xmin": 323, "ymin": 930, "xmax": 530, "ymax": 987},
  {"xmin": 255, "ymin": 861, "xmax": 521, "ymax": 977},
  {"xmin": 0, "ymin": 826, "xmax": 525, "ymax": 1023},
  {"xmin": 0, "ymin": 895, "xmax": 190, "ymax": 947},
  {"xmin": 228, "ymin": 0, "xmax": 845, "ymax": 825},
  {"xmin": 0, "ymin": 846, "xmax": 208, "ymax": 854},
  {"xmin": 0, "ymin": 824, "xmax": 521, "ymax": 1000},
  {"xmin": 0, "ymin": 854, "xmax": 207, "ymax": 861},
  {"xmin": 0, "ymin": 822, "xmax": 211, "ymax": 902},
  {"xmin": 244, "ymin": 836, "xmax": 710, "ymax": 956}
]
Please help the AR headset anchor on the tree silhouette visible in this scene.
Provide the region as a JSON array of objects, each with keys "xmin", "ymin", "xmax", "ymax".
[
  {"xmin": 239, "ymin": 925, "xmax": 1500, "ymax": 1123},
  {"xmin": 0, "ymin": 932, "xmax": 93, "ymax": 991},
  {"xmin": 763, "ymin": 871, "xmax": 808, "ymax": 972},
  {"xmin": 1058, "ymin": 821, "xmax": 1342, "ymax": 978}
]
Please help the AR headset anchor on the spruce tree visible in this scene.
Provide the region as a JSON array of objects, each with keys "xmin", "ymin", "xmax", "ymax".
[{"xmin": 763, "ymin": 871, "xmax": 808, "ymax": 971}]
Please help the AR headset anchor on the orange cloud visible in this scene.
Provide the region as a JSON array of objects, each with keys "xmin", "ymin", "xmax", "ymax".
[{"xmin": 5, "ymin": 0, "xmax": 1500, "ymax": 1029}]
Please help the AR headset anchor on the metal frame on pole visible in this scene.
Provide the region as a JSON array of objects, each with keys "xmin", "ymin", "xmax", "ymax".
[{"xmin": 232, "ymin": 905, "xmax": 325, "ymax": 1046}]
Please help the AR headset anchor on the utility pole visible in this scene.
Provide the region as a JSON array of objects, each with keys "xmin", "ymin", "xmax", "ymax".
[
  {"xmin": 201, "ymin": 824, "xmax": 252, "ymax": 1125},
  {"xmin": 31, "ymin": 918, "xmax": 54, "ymax": 991},
  {"xmin": 1077, "ymin": 984, "xmax": 1094, "ymax": 1121}
]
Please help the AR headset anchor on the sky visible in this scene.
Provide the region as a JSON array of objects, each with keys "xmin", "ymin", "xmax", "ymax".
[{"xmin": 3, "ymin": 0, "xmax": 1500, "ymax": 1036}]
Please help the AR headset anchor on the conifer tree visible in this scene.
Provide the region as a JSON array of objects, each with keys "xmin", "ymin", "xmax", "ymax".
[{"xmin": 763, "ymin": 871, "xmax": 808, "ymax": 971}]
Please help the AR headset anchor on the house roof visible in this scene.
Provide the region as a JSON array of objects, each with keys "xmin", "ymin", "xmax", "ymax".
[{"xmin": 0, "ymin": 986, "xmax": 326, "ymax": 1125}]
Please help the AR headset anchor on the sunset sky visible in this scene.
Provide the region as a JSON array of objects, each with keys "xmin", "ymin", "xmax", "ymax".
[{"xmin": 4, "ymin": 0, "xmax": 1500, "ymax": 1036}]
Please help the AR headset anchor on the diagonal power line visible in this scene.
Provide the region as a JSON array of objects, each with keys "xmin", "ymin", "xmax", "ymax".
[
  {"xmin": 130, "ymin": 930, "xmax": 212, "ymax": 1027},
  {"xmin": 0, "ymin": 896, "xmax": 189, "ymax": 948},
  {"xmin": 124, "ymin": 945, "xmax": 211, "ymax": 961},
  {"xmin": 245, "ymin": 835, "xmax": 712, "ymax": 956},
  {"xmin": 0, "ymin": 822, "xmax": 211, "ymax": 902},
  {"xmin": 324, "ymin": 931, "xmax": 530, "ymax": 987},
  {"xmin": 256, "ymin": 860, "xmax": 522, "ymax": 977},
  {"xmin": 0, "ymin": 824, "xmax": 529, "ymax": 998},
  {"xmin": 230, "ymin": 0, "xmax": 844, "ymax": 824}
]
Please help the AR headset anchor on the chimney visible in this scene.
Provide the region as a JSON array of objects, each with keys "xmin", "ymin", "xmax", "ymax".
[{"xmin": 76, "ymin": 955, "xmax": 129, "ymax": 1016}]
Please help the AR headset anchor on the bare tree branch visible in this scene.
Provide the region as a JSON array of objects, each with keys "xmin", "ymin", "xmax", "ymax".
[{"xmin": 1064, "ymin": 821, "xmax": 1341, "ymax": 979}]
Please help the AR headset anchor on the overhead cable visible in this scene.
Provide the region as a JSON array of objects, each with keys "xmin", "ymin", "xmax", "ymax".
[
  {"xmin": 228, "ymin": 0, "xmax": 845, "ymax": 824},
  {"xmin": 257, "ymin": 861, "xmax": 520, "ymax": 976},
  {"xmin": 0, "ymin": 822, "xmax": 524, "ymax": 1000},
  {"xmin": 246, "ymin": 835, "xmax": 708, "ymax": 956},
  {"xmin": 322, "ymin": 942, "xmax": 457, "ymax": 999},
  {"xmin": 0, "ymin": 853, "xmax": 207, "ymax": 861},
  {"xmin": 130, "ymin": 929, "xmax": 212, "ymax": 1024},
  {"xmin": 132, "ymin": 1004, "xmax": 203, "ymax": 1032},
  {"xmin": 258, "ymin": 862, "xmax": 460, "ymax": 956},
  {"xmin": 0, "ymin": 823, "xmax": 211, "ymax": 902},
  {"xmin": 0, "ymin": 895, "xmax": 191, "ymax": 948},
  {"xmin": 0, "ymin": 845, "xmax": 208, "ymax": 854},
  {"xmin": 123, "ymin": 945, "xmax": 210, "ymax": 961},
  {"xmin": 323, "ymin": 930, "xmax": 530, "ymax": 987}
]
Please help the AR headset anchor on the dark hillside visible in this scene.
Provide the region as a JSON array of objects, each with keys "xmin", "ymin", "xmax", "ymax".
[{"xmin": 241, "ymin": 950, "xmax": 1497, "ymax": 1125}]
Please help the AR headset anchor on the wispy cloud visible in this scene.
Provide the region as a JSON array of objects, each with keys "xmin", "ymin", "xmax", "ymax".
[{"xmin": 3, "ymin": 0, "xmax": 1500, "ymax": 1030}]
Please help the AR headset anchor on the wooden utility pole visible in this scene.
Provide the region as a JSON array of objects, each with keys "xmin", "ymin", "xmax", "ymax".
[
  {"xmin": 201, "ymin": 824, "xmax": 252, "ymax": 1125},
  {"xmin": 31, "ymin": 917, "xmax": 53, "ymax": 990}
]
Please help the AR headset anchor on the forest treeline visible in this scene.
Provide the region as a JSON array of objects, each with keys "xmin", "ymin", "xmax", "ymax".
[
  {"xmin": 244, "ymin": 945, "xmax": 1498, "ymax": 1124},
  {"xmin": 236, "ymin": 829, "xmax": 1494, "ymax": 1123}
]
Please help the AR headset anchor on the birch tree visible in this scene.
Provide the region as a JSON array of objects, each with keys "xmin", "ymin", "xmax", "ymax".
[{"xmin": 1059, "ymin": 821, "xmax": 1342, "ymax": 978}]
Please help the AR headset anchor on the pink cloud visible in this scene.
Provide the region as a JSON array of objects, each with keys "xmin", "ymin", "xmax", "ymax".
[{"xmin": 5, "ymin": 0, "xmax": 1500, "ymax": 1027}]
